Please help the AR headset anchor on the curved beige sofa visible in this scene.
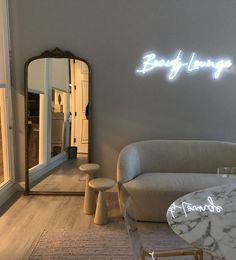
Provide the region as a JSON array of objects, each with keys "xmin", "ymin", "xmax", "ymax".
[{"xmin": 117, "ymin": 140, "xmax": 236, "ymax": 222}]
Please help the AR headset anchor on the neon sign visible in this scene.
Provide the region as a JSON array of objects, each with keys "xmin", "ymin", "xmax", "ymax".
[
  {"xmin": 136, "ymin": 50, "xmax": 232, "ymax": 80},
  {"xmin": 168, "ymin": 196, "xmax": 223, "ymax": 219},
  {"xmin": 149, "ymin": 252, "xmax": 155, "ymax": 260}
]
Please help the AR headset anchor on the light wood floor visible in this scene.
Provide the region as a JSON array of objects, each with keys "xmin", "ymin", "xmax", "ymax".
[
  {"xmin": 0, "ymin": 191, "xmax": 122, "ymax": 260},
  {"xmin": 0, "ymin": 154, "xmax": 121, "ymax": 259}
]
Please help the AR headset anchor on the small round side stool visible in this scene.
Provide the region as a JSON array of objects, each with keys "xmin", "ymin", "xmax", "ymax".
[
  {"xmin": 89, "ymin": 178, "xmax": 115, "ymax": 225},
  {"xmin": 79, "ymin": 163, "xmax": 100, "ymax": 215}
]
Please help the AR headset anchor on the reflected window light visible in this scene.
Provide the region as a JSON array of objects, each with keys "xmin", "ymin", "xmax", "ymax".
[
  {"xmin": 0, "ymin": 32, "xmax": 7, "ymax": 88},
  {"xmin": 0, "ymin": 6, "xmax": 7, "ymax": 88}
]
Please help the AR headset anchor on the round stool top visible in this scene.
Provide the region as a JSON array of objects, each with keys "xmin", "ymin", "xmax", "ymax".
[
  {"xmin": 79, "ymin": 163, "xmax": 100, "ymax": 173},
  {"xmin": 89, "ymin": 178, "xmax": 115, "ymax": 191}
]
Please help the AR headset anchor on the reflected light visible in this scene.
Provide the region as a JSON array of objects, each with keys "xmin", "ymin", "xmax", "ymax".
[
  {"xmin": 168, "ymin": 196, "xmax": 223, "ymax": 219},
  {"xmin": 0, "ymin": 15, "xmax": 6, "ymax": 88}
]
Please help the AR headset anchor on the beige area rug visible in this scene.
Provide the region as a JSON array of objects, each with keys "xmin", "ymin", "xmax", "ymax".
[
  {"xmin": 28, "ymin": 228, "xmax": 135, "ymax": 260},
  {"xmin": 28, "ymin": 223, "xmax": 213, "ymax": 260}
]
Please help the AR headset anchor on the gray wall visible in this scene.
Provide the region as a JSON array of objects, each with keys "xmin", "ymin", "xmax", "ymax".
[{"xmin": 9, "ymin": 0, "xmax": 236, "ymax": 181}]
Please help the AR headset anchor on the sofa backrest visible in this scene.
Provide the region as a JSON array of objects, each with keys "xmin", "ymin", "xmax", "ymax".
[
  {"xmin": 134, "ymin": 140, "xmax": 236, "ymax": 174},
  {"xmin": 117, "ymin": 140, "xmax": 236, "ymax": 184}
]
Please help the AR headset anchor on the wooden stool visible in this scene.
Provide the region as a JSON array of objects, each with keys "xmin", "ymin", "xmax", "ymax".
[
  {"xmin": 89, "ymin": 178, "xmax": 115, "ymax": 225},
  {"xmin": 79, "ymin": 163, "xmax": 100, "ymax": 215}
]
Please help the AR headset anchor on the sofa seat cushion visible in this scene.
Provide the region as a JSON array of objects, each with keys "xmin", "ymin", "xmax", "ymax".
[{"xmin": 121, "ymin": 172, "xmax": 236, "ymax": 222}]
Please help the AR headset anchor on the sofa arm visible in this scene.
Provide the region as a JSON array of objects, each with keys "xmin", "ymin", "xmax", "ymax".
[{"xmin": 117, "ymin": 144, "xmax": 141, "ymax": 186}]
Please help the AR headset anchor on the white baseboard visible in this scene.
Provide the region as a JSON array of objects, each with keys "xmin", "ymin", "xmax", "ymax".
[
  {"xmin": 29, "ymin": 152, "xmax": 67, "ymax": 186},
  {"xmin": 0, "ymin": 181, "xmax": 19, "ymax": 207},
  {"xmin": 16, "ymin": 182, "xmax": 25, "ymax": 191}
]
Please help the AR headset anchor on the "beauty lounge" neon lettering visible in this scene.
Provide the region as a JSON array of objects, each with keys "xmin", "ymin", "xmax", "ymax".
[
  {"xmin": 136, "ymin": 50, "xmax": 232, "ymax": 80},
  {"xmin": 168, "ymin": 196, "xmax": 223, "ymax": 219}
]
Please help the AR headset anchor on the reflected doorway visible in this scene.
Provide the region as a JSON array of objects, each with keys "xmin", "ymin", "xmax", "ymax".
[{"xmin": 28, "ymin": 92, "xmax": 40, "ymax": 168}]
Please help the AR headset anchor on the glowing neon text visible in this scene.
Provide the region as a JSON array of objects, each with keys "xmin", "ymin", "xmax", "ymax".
[
  {"xmin": 136, "ymin": 50, "xmax": 232, "ymax": 80},
  {"xmin": 168, "ymin": 196, "xmax": 223, "ymax": 219}
]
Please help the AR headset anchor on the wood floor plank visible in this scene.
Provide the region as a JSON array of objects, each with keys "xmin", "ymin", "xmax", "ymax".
[
  {"xmin": 0, "ymin": 156, "xmax": 118, "ymax": 259},
  {"xmin": 0, "ymin": 192, "xmax": 120, "ymax": 259}
]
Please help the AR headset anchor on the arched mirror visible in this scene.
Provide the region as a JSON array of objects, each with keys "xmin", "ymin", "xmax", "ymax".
[{"xmin": 24, "ymin": 48, "xmax": 91, "ymax": 195}]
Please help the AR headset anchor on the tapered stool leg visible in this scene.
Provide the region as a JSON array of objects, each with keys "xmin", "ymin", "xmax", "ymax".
[
  {"xmin": 83, "ymin": 173, "xmax": 96, "ymax": 214},
  {"xmin": 94, "ymin": 190, "xmax": 108, "ymax": 225},
  {"xmin": 89, "ymin": 178, "xmax": 115, "ymax": 225}
]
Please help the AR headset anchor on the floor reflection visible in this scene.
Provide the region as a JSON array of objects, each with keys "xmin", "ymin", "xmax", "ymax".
[{"xmin": 31, "ymin": 154, "xmax": 88, "ymax": 192}]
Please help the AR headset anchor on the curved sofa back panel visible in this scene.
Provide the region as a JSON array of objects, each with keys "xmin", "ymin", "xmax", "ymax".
[{"xmin": 117, "ymin": 140, "xmax": 236, "ymax": 184}]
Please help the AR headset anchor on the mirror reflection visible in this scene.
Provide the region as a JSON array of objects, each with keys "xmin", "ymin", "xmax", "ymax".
[{"xmin": 26, "ymin": 54, "xmax": 90, "ymax": 193}]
